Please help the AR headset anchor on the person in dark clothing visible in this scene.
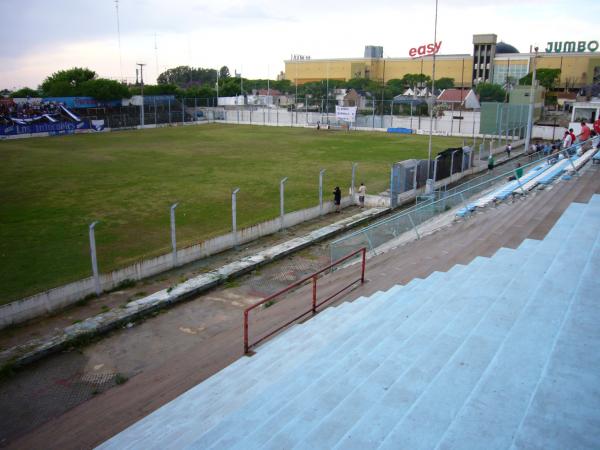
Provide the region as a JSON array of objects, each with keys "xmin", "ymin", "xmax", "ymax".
[{"xmin": 333, "ymin": 186, "xmax": 341, "ymax": 213}]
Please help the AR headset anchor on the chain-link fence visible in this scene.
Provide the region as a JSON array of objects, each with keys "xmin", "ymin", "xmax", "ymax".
[
  {"xmin": 65, "ymin": 97, "xmax": 518, "ymax": 138},
  {"xmin": 329, "ymin": 147, "xmax": 572, "ymax": 262}
]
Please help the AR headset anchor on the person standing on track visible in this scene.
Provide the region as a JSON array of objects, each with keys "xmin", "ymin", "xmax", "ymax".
[
  {"xmin": 358, "ymin": 182, "xmax": 366, "ymax": 208},
  {"xmin": 333, "ymin": 186, "xmax": 341, "ymax": 213}
]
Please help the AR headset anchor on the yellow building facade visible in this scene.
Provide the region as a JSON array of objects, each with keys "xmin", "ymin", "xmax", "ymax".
[{"xmin": 285, "ymin": 36, "xmax": 600, "ymax": 89}]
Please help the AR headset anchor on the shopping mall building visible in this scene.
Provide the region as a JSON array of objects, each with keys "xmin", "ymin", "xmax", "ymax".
[{"xmin": 284, "ymin": 34, "xmax": 600, "ymax": 90}]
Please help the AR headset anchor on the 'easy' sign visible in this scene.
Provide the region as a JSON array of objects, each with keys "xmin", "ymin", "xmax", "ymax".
[
  {"xmin": 545, "ymin": 40, "xmax": 599, "ymax": 53},
  {"xmin": 409, "ymin": 41, "xmax": 442, "ymax": 58}
]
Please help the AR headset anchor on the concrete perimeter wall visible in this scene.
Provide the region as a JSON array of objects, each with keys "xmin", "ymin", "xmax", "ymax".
[{"xmin": 0, "ymin": 197, "xmax": 354, "ymax": 329}]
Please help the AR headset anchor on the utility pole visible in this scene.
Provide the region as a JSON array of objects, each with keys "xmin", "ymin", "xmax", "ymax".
[
  {"xmin": 136, "ymin": 63, "xmax": 146, "ymax": 127},
  {"xmin": 524, "ymin": 47, "xmax": 539, "ymax": 154},
  {"xmin": 426, "ymin": 0, "xmax": 439, "ymax": 192}
]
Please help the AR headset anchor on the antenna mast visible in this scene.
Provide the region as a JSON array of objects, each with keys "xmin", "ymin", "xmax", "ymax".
[{"xmin": 115, "ymin": 0, "xmax": 124, "ymax": 82}]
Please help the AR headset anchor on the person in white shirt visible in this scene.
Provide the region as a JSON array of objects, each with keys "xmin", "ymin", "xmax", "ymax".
[
  {"xmin": 358, "ymin": 182, "xmax": 366, "ymax": 208},
  {"xmin": 562, "ymin": 130, "xmax": 573, "ymax": 149}
]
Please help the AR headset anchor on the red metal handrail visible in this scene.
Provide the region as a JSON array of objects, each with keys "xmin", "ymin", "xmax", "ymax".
[{"xmin": 243, "ymin": 247, "xmax": 366, "ymax": 354}]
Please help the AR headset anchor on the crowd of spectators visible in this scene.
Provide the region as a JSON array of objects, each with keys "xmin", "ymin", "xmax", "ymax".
[
  {"xmin": 0, "ymin": 100, "xmax": 72, "ymax": 126},
  {"xmin": 0, "ymin": 100, "xmax": 62, "ymax": 120}
]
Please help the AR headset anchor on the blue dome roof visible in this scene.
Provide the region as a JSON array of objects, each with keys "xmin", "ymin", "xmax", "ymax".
[{"xmin": 496, "ymin": 42, "xmax": 519, "ymax": 54}]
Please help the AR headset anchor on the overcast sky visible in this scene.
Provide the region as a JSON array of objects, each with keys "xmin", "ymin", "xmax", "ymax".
[{"xmin": 1, "ymin": 0, "xmax": 598, "ymax": 89}]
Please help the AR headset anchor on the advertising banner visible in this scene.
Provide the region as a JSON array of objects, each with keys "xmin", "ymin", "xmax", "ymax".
[
  {"xmin": 335, "ymin": 106, "xmax": 357, "ymax": 122},
  {"xmin": 0, "ymin": 120, "xmax": 93, "ymax": 136}
]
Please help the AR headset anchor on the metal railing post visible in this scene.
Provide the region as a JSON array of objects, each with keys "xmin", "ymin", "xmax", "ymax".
[
  {"xmin": 89, "ymin": 221, "xmax": 101, "ymax": 296},
  {"xmin": 407, "ymin": 212, "xmax": 420, "ymax": 239},
  {"xmin": 312, "ymin": 276, "xmax": 317, "ymax": 314},
  {"xmin": 563, "ymin": 150, "xmax": 580, "ymax": 176},
  {"xmin": 244, "ymin": 310, "xmax": 249, "ymax": 354},
  {"xmin": 361, "ymin": 247, "xmax": 366, "ymax": 283}
]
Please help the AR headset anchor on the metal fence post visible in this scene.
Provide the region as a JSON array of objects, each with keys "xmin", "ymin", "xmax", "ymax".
[
  {"xmin": 280, "ymin": 177, "xmax": 288, "ymax": 230},
  {"xmin": 319, "ymin": 169, "xmax": 326, "ymax": 215},
  {"xmin": 351, "ymin": 162, "xmax": 358, "ymax": 197},
  {"xmin": 89, "ymin": 221, "xmax": 101, "ymax": 296},
  {"xmin": 170, "ymin": 203, "xmax": 178, "ymax": 266},
  {"xmin": 232, "ymin": 188, "xmax": 240, "ymax": 247}
]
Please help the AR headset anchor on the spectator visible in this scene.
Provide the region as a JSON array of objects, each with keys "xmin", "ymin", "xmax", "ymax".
[
  {"xmin": 562, "ymin": 130, "xmax": 573, "ymax": 150},
  {"xmin": 593, "ymin": 117, "xmax": 600, "ymax": 135},
  {"xmin": 487, "ymin": 154, "xmax": 495, "ymax": 172},
  {"xmin": 505, "ymin": 143, "xmax": 512, "ymax": 158},
  {"xmin": 358, "ymin": 182, "xmax": 366, "ymax": 208},
  {"xmin": 579, "ymin": 121, "xmax": 592, "ymax": 150},
  {"xmin": 332, "ymin": 186, "xmax": 341, "ymax": 213}
]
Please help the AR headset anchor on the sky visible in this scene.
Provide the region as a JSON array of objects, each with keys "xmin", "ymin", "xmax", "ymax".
[{"xmin": 1, "ymin": 0, "xmax": 599, "ymax": 89}]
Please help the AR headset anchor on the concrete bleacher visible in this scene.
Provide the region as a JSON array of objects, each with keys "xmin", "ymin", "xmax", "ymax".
[{"xmin": 99, "ymin": 194, "xmax": 600, "ymax": 449}]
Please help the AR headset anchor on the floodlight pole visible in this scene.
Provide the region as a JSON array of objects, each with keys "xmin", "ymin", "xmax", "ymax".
[
  {"xmin": 170, "ymin": 203, "xmax": 178, "ymax": 266},
  {"xmin": 524, "ymin": 47, "xmax": 539, "ymax": 154},
  {"xmin": 89, "ymin": 221, "xmax": 101, "ymax": 296},
  {"xmin": 425, "ymin": 0, "xmax": 439, "ymax": 193},
  {"xmin": 232, "ymin": 188, "xmax": 240, "ymax": 247},
  {"xmin": 137, "ymin": 63, "xmax": 146, "ymax": 127},
  {"xmin": 319, "ymin": 169, "xmax": 326, "ymax": 215},
  {"xmin": 280, "ymin": 177, "xmax": 288, "ymax": 230}
]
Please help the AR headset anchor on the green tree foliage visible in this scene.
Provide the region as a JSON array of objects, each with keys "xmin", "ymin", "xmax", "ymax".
[
  {"xmin": 436, "ymin": 77, "xmax": 455, "ymax": 90},
  {"xmin": 218, "ymin": 78, "xmax": 242, "ymax": 96},
  {"xmin": 519, "ymin": 68, "xmax": 561, "ymax": 91},
  {"xmin": 157, "ymin": 66, "xmax": 217, "ymax": 87},
  {"xmin": 80, "ymin": 79, "xmax": 131, "ymax": 100},
  {"xmin": 219, "ymin": 66, "xmax": 231, "ymax": 79},
  {"xmin": 130, "ymin": 84, "xmax": 180, "ymax": 96},
  {"xmin": 10, "ymin": 87, "xmax": 40, "ymax": 98},
  {"xmin": 401, "ymin": 73, "xmax": 432, "ymax": 90},
  {"xmin": 475, "ymin": 82, "xmax": 506, "ymax": 102},
  {"xmin": 41, "ymin": 67, "xmax": 97, "ymax": 96}
]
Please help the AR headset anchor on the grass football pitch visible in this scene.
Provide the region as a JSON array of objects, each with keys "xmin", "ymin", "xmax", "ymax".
[{"xmin": 0, "ymin": 124, "xmax": 464, "ymax": 304}]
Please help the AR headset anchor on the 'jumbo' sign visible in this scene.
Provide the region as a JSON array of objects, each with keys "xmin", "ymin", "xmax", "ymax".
[
  {"xmin": 409, "ymin": 41, "xmax": 442, "ymax": 58},
  {"xmin": 545, "ymin": 40, "xmax": 599, "ymax": 53}
]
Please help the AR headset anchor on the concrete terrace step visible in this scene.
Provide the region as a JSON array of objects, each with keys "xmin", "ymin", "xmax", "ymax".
[
  {"xmin": 176, "ymin": 268, "xmax": 467, "ymax": 449},
  {"xmin": 433, "ymin": 196, "xmax": 600, "ymax": 450},
  {"xmin": 197, "ymin": 254, "xmax": 521, "ymax": 449},
  {"xmin": 372, "ymin": 198, "xmax": 597, "ymax": 450}
]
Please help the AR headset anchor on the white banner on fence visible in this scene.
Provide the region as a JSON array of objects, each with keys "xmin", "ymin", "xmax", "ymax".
[{"xmin": 335, "ymin": 106, "xmax": 357, "ymax": 122}]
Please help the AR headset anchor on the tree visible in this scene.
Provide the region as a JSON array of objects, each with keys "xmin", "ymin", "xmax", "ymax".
[
  {"xmin": 219, "ymin": 66, "xmax": 231, "ymax": 79},
  {"xmin": 41, "ymin": 67, "xmax": 96, "ymax": 96},
  {"xmin": 80, "ymin": 79, "xmax": 130, "ymax": 100},
  {"xmin": 436, "ymin": 77, "xmax": 455, "ymax": 90},
  {"xmin": 475, "ymin": 82, "xmax": 506, "ymax": 102},
  {"xmin": 10, "ymin": 87, "xmax": 40, "ymax": 98},
  {"xmin": 129, "ymin": 84, "xmax": 180, "ymax": 96},
  {"xmin": 157, "ymin": 66, "xmax": 217, "ymax": 87},
  {"xmin": 519, "ymin": 68, "xmax": 561, "ymax": 91},
  {"xmin": 401, "ymin": 73, "xmax": 432, "ymax": 90}
]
